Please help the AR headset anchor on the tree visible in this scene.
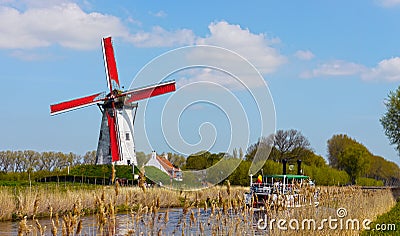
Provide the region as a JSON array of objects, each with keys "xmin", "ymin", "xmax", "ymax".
[
  {"xmin": 227, "ymin": 160, "xmax": 251, "ymax": 185},
  {"xmin": 38, "ymin": 151, "xmax": 60, "ymax": 171},
  {"xmin": 167, "ymin": 152, "xmax": 186, "ymax": 168},
  {"xmin": 64, "ymin": 152, "xmax": 79, "ymax": 168},
  {"xmin": 0, "ymin": 151, "xmax": 13, "ymax": 172},
  {"xmin": 271, "ymin": 129, "xmax": 311, "ymax": 161},
  {"xmin": 327, "ymin": 134, "xmax": 355, "ymax": 168},
  {"xmin": 184, "ymin": 151, "xmax": 225, "ymax": 170},
  {"xmin": 327, "ymin": 134, "xmax": 400, "ymax": 185},
  {"xmin": 23, "ymin": 150, "xmax": 39, "ymax": 172},
  {"xmin": 136, "ymin": 152, "xmax": 151, "ymax": 167},
  {"xmin": 185, "ymin": 151, "xmax": 210, "ymax": 170},
  {"xmin": 13, "ymin": 151, "xmax": 25, "ymax": 172},
  {"xmin": 300, "ymin": 149, "xmax": 327, "ymax": 167},
  {"xmin": 83, "ymin": 150, "xmax": 97, "ymax": 165},
  {"xmin": 367, "ymin": 155, "xmax": 400, "ymax": 185},
  {"xmin": 380, "ymin": 86, "xmax": 400, "ymax": 156},
  {"xmin": 232, "ymin": 148, "xmax": 238, "ymax": 159},
  {"xmin": 239, "ymin": 147, "xmax": 244, "ymax": 159},
  {"xmin": 245, "ymin": 136, "xmax": 274, "ymax": 162},
  {"xmin": 339, "ymin": 146, "xmax": 369, "ymax": 184}
]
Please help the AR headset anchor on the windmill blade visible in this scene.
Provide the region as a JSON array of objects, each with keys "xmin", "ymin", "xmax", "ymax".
[
  {"xmin": 102, "ymin": 37, "xmax": 120, "ymax": 93},
  {"xmin": 105, "ymin": 109, "xmax": 121, "ymax": 162},
  {"xmin": 122, "ymin": 80, "xmax": 176, "ymax": 104},
  {"xmin": 50, "ymin": 92, "xmax": 106, "ymax": 115}
]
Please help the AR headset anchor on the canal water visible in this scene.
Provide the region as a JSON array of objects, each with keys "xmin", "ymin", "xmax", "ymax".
[
  {"xmin": 0, "ymin": 208, "xmax": 183, "ymax": 235},
  {"xmin": 2, "ymin": 207, "xmax": 333, "ymax": 235},
  {"xmin": 0, "ymin": 208, "xmax": 257, "ymax": 235}
]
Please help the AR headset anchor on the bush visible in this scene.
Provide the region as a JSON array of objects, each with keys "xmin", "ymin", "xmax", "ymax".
[
  {"xmin": 69, "ymin": 164, "xmax": 139, "ymax": 179},
  {"xmin": 356, "ymin": 177, "xmax": 384, "ymax": 186},
  {"xmin": 303, "ymin": 165, "xmax": 350, "ymax": 185}
]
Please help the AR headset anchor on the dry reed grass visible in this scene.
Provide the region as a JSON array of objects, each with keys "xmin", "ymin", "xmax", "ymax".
[
  {"xmin": 0, "ymin": 184, "xmax": 246, "ymax": 221},
  {"xmin": 7, "ymin": 184, "xmax": 397, "ymax": 235}
]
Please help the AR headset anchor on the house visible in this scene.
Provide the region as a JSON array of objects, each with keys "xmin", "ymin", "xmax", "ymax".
[{"xmin": 145, "ymin": 151, "xmax": 183, "ymax": 181}]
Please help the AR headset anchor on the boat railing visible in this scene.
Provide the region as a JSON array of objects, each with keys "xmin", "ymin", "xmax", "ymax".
[
  {"xmin": 251, "ymin": 183, "xmax": 273, "ymax": 194},
  {"xmin": 251, "ymin": 182, "xmax": 302, "ymax": 195}
]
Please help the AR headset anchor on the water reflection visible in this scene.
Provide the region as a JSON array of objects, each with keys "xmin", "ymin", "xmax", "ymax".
[{"xmin": 0, "ymin": 208, "xmax": 246, "ymax": 235}]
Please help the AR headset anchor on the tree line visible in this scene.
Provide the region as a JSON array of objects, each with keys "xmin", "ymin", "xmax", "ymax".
[
  {"xmin": 184, "ymin": 129, "xmax": 400, "ymax": 186},
  {"xmin": 0, "ymin": 150, "xmax": 96, "ymax": 173},
  {"xmin": 1, "ymin": 130, "xmax": 399, "ymax": 186},
  {"xmin": 328, "ymin": 134, "xmax": 400, "ymax": 185}
]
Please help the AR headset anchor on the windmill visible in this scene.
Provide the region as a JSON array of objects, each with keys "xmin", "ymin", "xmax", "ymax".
[{"xmin": 50, "ymin": 36, "xmax": 176, "ymax": 166}]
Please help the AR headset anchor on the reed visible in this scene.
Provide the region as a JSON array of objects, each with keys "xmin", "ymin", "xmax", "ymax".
[{"xmin": 8, "ymin": 184, "xmax": 398, "ymax": 235}]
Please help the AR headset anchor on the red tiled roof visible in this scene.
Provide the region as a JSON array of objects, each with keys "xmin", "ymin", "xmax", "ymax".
[{"xmin": 156, "ymin": 155, "xmax": 180, "ymax": 172}]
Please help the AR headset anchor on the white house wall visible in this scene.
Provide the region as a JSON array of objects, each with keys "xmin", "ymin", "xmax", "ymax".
[{"xmin": 146, "ymin": 151, "xmax": 168, "ymax": 174}]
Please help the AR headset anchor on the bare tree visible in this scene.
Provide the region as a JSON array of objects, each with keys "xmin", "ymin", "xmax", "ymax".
[
  {"xmin": 232, "ymin": 148, "xmax": 238, "ymax": 159},
  {"xmin": 13, "ymin": 151, "xmax": 26, "ymax": 172},
  {"xmin": 38, "ymin": 151, "xmax": 60, "ymax": 171},
  {"xmin": 23, "ymin": 150, "xmax": 39, "ymax": 172},
  {"xmin": 245, "ymin": 136, "xmax": 274, "ymax": 161},
  {"xmin": 0, "ymin": 151, "xmax": 13, "ymax": 172},
  {"xmin": 239, "ymin": 147, "xmax": 244, "ymax": 159},
  {"xmin": 167, "ymin": 152, "xmax": 186, "ymax": 169},
  {"xmin": 272, "ymin": 129, "xmax": 311, "ymax": 161},
  {"xmin": 83, "ymin": 150, "xmax": 96, "ymax": 165}
]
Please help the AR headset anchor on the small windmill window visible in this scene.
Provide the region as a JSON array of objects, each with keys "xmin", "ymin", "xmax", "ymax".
[{"xmin": 126, "ymin": 133, "xmax": 130, "ymax": 140}]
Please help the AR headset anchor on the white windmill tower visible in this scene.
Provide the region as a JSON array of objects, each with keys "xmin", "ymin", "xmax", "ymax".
[{"xmin": 50, "ymin": 37, "xmax": 176, "ymax": 166}]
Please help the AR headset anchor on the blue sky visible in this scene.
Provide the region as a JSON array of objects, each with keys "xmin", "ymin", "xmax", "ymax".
[{"xmin": 1, "ymin": 0, "xmax": 400, "ymax": 165}]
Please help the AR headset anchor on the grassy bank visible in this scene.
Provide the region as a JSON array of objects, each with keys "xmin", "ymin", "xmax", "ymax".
[{"xmin": 361, "ymin": 199, "xmax": 400, "ymax": 235}]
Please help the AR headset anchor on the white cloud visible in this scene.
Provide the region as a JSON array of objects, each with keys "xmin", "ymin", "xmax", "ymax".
[
  {"xmin": 376, "ymin": 0, "xmax": 400, "ymax": 7},
  {"xmin": 362, "ymin": 57, "xmax": 400, "ymax": 82},
  {"xmin": 176, "ymin": 68, "xmax": 250, "ymax": 91},
  {"xmin": 149, "ymin": 10, "xmax": 166, "ymax": 18},
  {"xmin": 126, "ymin": 16, "xmax": 142, "ymax": 26},
  {"xmin": 11, "ymin": 0, "xmax": 72, "ymax": 9},
  {"xmin": 300, "ymin": 60, "xmax": 366, "ymax": 78},
  {"xmin": 0, "ymin": 2, "xmax": 285, "ymax": 73},
  {"xmin": 295, "ymin": 50, "xmax": 315, "ymax": 60},
  {"xmin": 127, "ymin": 26, "xmax": 196, "ymax": 47},
  {"xmin": 0, "ymin": 1, "xmax": 194, "ymax": 50},
  {"xmin": 196, "ymin": 21, "xmax": 286, "ymax": 74},
  {"xmin": 0, "ymin": 0, "xmax": 286, "ymax": 68},
  {"xmin": 0, "ymin": 2, "xmax": 129, "ymax": 49},
  {"xmin": 9, "ymin": 50, "xmax": 51, "ymax": 61},
  {"xmin": 302, "ymin": 57, "xmax": 400, "ymax": 82},
  {"xmin": 155, "ymin": 21, "xmax": 286, "ymax": 91}
]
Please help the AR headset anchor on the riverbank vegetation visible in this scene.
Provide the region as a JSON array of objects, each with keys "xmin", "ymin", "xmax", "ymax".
[
  {"xmin": 11, "ymin": 184, "xmax": 397, "ymax": 235},
  {"xmin": 361, "ymin": 199, "xmax": 400, "ymax": 235},
  {"xmin": 1, "ymin": 130, "xmax": 398, "ymax": 188}
]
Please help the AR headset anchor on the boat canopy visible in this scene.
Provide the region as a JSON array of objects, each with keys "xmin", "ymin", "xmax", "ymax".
[{"xmin": 264, "ymin": 174, "xmax": 309, "ymax": 180}]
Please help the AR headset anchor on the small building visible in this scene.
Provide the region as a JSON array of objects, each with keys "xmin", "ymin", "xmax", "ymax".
[{"xmin": 145, "ymin": 151, "xmax": 183, "ymax": 181}]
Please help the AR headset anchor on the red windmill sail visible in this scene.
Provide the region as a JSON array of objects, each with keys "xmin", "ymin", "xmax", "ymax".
[
  {"xmin": 123, "ymin": 80, "xmax": 176, "ymax": 104},
  {"xmin": 102, "ymin": 37, "xmax": 120, "ymax": 92},
  {"xmin": 106, "ymin": 109, "xmax": 120, "ymax": 162},
  {"xmin": 50, "ymin": 92, "xmax": 106, "ymax": 115}
]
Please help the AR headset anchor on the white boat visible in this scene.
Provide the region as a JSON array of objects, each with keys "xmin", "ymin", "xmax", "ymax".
[{"xmin": 244, "ymin": 174, "xmax": 319, "ymax": 209}]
